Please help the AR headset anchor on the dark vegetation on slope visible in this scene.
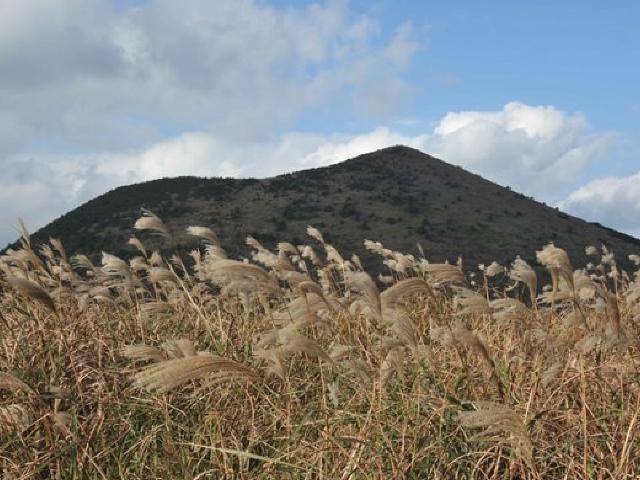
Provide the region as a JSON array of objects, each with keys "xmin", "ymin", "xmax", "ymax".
[{"xmin": 7, "ymin": 146, "xmax": 640, "ymax": 273}]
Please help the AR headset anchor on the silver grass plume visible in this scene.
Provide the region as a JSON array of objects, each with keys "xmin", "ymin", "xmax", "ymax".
[
  {"xmin": 585, "ymin": 245, "xmax": 598, "ymax": 256},
  {"xmin": 129, "ymin": 256, "xmax": 149, "ymax": 272},
  {"xmin": 364, "ymin": 239, "xmax": 384, "ymax": 255},
  {"xmin": 204, "ymin": 243, "xmax": 228, "ymax": 262},
  {"xmin": 387, "ymin": 310, "xmax": 418, "ymax": 352},
  {"xmin": 280, "ymin": 332, "xmax": 333, "ymax": 364},
  {"xmin": 133, "ymin": 353, "xmax": 257, "ymax": 393},
  {"xmin": 380, "ymin": 277, "xmax": 435, "ymax": 312},
  {"xmin": 139, "ymin": 302, "xmax": 173, "ymax": 321},
  {"xmin": 253, "ymin": 348, "xmax": 287, "ymax": 378},
  {"xmin": 186, "ymin": 226, "xmax": 218, "ymax": 244},
  {"xmin": 328, "ymin": 344, "xmax": 354, "ymax": 362},
  {"xmin": 306, "ymin": 225, "xmax": 325, "ymax": 244},
  {"xmin": 421, "ymin": 262, "xmax": 466, "ymax": 285},
  {"xmin": 207, "ymin": 259, "xmax": 280, "ymax": 297},
  {"xmin": 246, "ymin": 236, "xmax": 284, "ymax": 270},
  {"xmin": 71, "ymin": 254, "xmax": 97, "ymax": 272},
  {"xmin": 540, "ymin": 362, "xmax": 564, "ymax": 389},
  {"xmin": 536, "ymin": 244, "xmax": 574, "ymax": 296},
  {"xmin": 509, "ymin": 256, "xmax": 537, "ymax": 305},
  {"xmin": 484, "ymin": 261, "xmax": 505, "ymax": 277},
  {"xmin": 340, "ymin": 359, "xmax": 372, "ymax": 382},
  {"xmin": 149, "ymin": 267, "xmax": 178, "ymax": 284},
  {"xmin": 490, "ymin": 297, "xmax": 528, "ymax": 325},
  {"xmin": 277, "ymin": 242, "xmax": 298, "ymax": 256},
  {"xmin": 128, "ymin": 236, "xmax": 147, "ymax": 257},
  {"xmin": 88, "ymin": 286, "xmax": 113, "ymax": 301},
  {"xmin": 298, "ymin": 245, "xmax": 321, "ymax": 266},
  {"xmin": 451, "ymin": 325, "xmax": 492, "ymax": 366},
  {"xmin": 345, "ymin": 271, "xmax": 381, "ymax": 321},
  {"xmin": 162, "ymin": 339, "xmax": 198, "ymax": 358},
  {"xmin": 453, "ymin": 288, "xmax": 490, "ymax": 315},
  {"xmin": 101, "ymin": 252, "xmax": 131, "ymax": 278},
  {"xmin": 149, "ymin": 251, "xmax": 164, "ymax": 267},
  {"xmin": 134, "ymin": 209, "xmax": 171, "ymax": 239},
  {"xmin": 272, "ymin": 294, "xmax": 332, "ymax": 329},
  {"xmin": 451, "ymin": 323, "xmax": 505, "ymax": 398},
  {"xmin": 282, "ymin": 271, "xmax": 311, "ymax": 287},
  {"xmin": 49, "ymin": 237, "xmax": 69, "ymax": 265},
  {"xmin": 6, "ymin": 275, "xmax": 56, "ymax": 313},
  {"xmin": 380, "ymin": 347, "xmax": 405, "ymax": 387},
  {"xmin": 351, "ymin": 254, "xmax": 364, "ymax": 271},
  {"xmin": 17, "ymin": 218, "xmax": 31, "ymax": 249},
  {"xmin": 574, "ymin": 333, "xmax": 600, "ymax": 356},
  {"xmin": 324, "ymin": 244, "xmax": 345, "ymax": 265},
  {"xmin": 121, "ymin": 345, "xmax": 166, "ymax": 362},
  {"xmin": 297, "ymin": 281, "xmax": 333, "ymax": 309},
  {"xmin": 458, "ymin": 401, "xmax": 534, "ymax": 467}
]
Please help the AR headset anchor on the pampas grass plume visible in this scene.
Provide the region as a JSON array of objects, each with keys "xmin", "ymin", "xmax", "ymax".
[{"xmin": 6, "ymin": 275, "xmax": 56, "ymax": 313}]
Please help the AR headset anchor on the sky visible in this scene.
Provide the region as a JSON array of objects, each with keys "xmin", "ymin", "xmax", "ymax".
[{"xmin": 1, "ymin": 0, "xmax": 639, "ymax": 247}]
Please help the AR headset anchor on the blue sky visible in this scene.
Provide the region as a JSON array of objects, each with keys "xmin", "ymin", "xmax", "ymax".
[
  {"xmin": 292, "ymin": 2, "xmax": 640, "ymax": 128},
  {"xmin": 1, "ymin": 0, "xmax": 639, "ymax": 246}
]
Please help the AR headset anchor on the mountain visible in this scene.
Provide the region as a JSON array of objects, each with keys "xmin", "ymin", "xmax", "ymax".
[{"xmin": 9, "ymin": 146, "xmax": 640, "ymax": 272}]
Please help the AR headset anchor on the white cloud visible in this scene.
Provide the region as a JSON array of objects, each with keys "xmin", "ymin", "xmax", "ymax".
[
  {"xmin": 97, "ymin": 133, "xmax": 244, "ymax": 179},
  {"xmin": 0, "ymin": 155, "xmax": 97, "ymax": 244},
  {"xmin": 0, "ymin": 0, "xmax": 419, "ymax": 154},
  {"xmin": 295, "ymin": 128, "xmax": 422, "ymax": 169},
  {"xmin": 424, "ymin": 102, "xmax": 616, "ymax": 197},
  {"xmin": 560, "ymin": 174, "xmax": 640, "ymax": 237},
  {"xmin": 292, "ymin": 102, "xmax": 615, "ymax": 199},
  {"xmin": 114, "ymin": 102, "xmax": 610, "ymax": 194}
]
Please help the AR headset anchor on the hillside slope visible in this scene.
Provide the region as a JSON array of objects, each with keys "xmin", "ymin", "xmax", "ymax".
[{"xmin": 12, "ymin": 146, "xmax": 640, "ymax": 272}]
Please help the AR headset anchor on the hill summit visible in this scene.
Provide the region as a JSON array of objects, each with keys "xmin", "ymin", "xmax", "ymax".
[{"xmin": 16, "ymin": 145, "xmax": 640, "ymax": 271}]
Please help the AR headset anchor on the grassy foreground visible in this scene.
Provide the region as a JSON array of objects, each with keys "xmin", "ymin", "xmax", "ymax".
[{"xmin": 1, "ymin": 213, "xmax": 639, "ymax": 479}]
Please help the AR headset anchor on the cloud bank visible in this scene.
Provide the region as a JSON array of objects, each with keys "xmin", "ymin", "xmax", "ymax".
[
  {"xmin": 560, "ymin": 174, "xmax": 640, "ymax": 238},
  {"xmin": 0, "ymin": 0, "xmax": 419, "ymax": 156}
]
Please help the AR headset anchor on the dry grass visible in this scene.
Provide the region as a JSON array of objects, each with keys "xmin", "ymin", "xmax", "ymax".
[{"xmin": 0, "ymin": 215, "xmax": 639, "ymax": 479}]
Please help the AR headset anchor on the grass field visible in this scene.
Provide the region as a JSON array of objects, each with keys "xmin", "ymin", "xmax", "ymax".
[{"xmin": 1, "ymin": 212, "xmax": 639, "ymax": 479}]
